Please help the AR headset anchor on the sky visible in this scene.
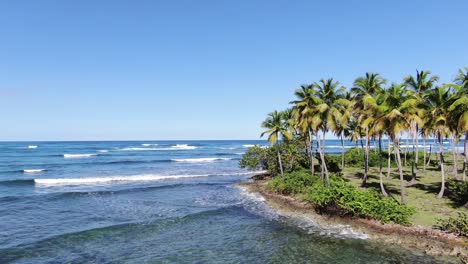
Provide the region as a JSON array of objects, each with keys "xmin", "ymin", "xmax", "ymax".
[{"xmin": 1, "ymin": 0, "xmax": 467, "ymax": 141}]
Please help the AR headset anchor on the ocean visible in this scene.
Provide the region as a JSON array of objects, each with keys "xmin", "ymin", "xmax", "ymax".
[{"xmin": 0, "ymin": 140, "xmax": 458, "ymax": 263}]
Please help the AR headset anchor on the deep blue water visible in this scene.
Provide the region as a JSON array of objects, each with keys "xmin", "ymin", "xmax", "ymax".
[{"xmin": 0, "ymin": 140, "xmax": 458, "ymax": 263}]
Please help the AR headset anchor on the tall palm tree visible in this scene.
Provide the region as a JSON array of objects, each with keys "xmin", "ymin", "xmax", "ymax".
[
  {"xmin": 351, "ymin": 73, "xmax": 387, "ymax": 186},
  {"xmin": 311, "ymin": 78, "xmax": 346, "ymax": 184},
  {"xmin": 260, "ymin": 111, "xmax": 293, "ymax": 175},
  {"xmin": 426, "ymin": 86, "xmax": 453, "ymax": 198},
  {"xmin": 451, "ymin": 68, "xmax": 468, "ymax": 180},
  {"xmin": 291, "ymin": 84, "xmax": 317, "ymax": 176},
  {"xmin": 332, "ymin": 92, "xmax": 353, "ymax": 169},
  {"xmin": 379, "ymin": 83, "xmax": 410, "ymax": 204},
  {"xmin": 404, "ymin": 70, "xmax": 439, "ymax": 185},
  {"xmin": 370, "ymin": 88, "xmax": 390, "ymax": 196}
]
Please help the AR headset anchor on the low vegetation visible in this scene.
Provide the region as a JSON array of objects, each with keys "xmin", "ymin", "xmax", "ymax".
[{"xmin": 434, "ymin": 212, "xmax": 468, "ymax": 237}]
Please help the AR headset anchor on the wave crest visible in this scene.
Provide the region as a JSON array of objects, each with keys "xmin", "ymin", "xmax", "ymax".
[
  {"xmin": 63, "ymin": 154, "xmax": 97, "ymax": 159},
  {"xmin": 171, "ymin": 158, "xmax": 233, "ymax": 163},
  {"xmin": 34, "ymin": 171, "xmax": 266, "ymax": 185}
]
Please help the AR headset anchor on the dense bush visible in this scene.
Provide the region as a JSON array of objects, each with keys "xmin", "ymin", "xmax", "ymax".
[
  {"xmin": 434, "ymin": 212, "xmax": 468, "ymax": 237},
  {"xmin": 267, "ymin": 170, "xmax": 318, "ymax": 195},
  {"xmin": 239, "ymin": 140, "xmax": 309, "ymax": 176},
  {"xmin": 302, "ymin": 177, "xmax": 414, "ymax": 225},
  {"xmin": 446, "ymin": 178, "xmax": 468, "ymax": 206},
  {"xmin": 343, "ymin": 147, "xmax": 410, "ymax": 168}
]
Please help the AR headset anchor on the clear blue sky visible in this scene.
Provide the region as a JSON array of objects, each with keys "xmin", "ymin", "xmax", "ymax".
[{"xmin": 1, "ymin": 0, "xmax": 467, "ymax": 141}]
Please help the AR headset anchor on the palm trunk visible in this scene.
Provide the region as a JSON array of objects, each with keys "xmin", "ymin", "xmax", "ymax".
[
  {"xmin": 409, "ymin": 124, "xmax": 417, "ymax": 186},
  {"xmin": 362, "ymin": 127, "xmax": 370, "ymax": 187},
  {"xmin": 317, "ymin": 133, "xmax": 324, "ymax": 183},
  {"xmin": 437, "ymin": 132, "xmax": 446, "ymax": 199},
  {"xmin": 426, "ymin": 144, "xmax": 432, "ymax": 167},
  {"xmin": 379, "ymin": 134, "xmax": 388, "ymax": 196},
  {"xmin": 404, "ymin": 136, "xmax": 409, "ymax": 166},
  {"xmin": 308, "ymin": 129, "xmax": 315, "ymax": 176},
  {"xmin": 423, "ymin": 136, "xmax": 427, "ymax": 172},
  {"xmin": 321, "ymin": 130, "xmax": 329, "ymax": 185},
  {"xmin": 464, "ymin": 132, "xmax": 467, "ymax": 182},
  {"xmin": 394, "ymin": 137, "xmax": 406, "ymax": 204},
  {"xmin": 341, "ymin": 131, "xmax": 345, "ymax": 169},
  {"xmin": 387, "ymin": 141, "xmax": 392, "ymax": 179},
  {"xmin": 277, "ymin": 149, "xmax": 284, "ymax": 176},
  {"xmin": 451, "ymin": 136, "xmax": 458, "ymax": 178}
]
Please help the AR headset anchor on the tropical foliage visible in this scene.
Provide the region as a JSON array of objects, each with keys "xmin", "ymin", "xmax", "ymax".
[{"xmin": 253, "ymin": 68, "xmax": 467, "ymax": 206}]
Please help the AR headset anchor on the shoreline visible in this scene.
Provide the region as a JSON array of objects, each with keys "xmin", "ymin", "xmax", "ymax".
[{"xmin": 238, "ymin": 178, "xmax": 468, "ymax": 260}]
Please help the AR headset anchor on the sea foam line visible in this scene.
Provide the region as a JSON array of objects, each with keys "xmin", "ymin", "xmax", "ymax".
[
  {"xmin": 171, "ymin": 158, "xmax": 233, "ymax": 163},
  {"xmin": 63, "ymin": 154, "xmax": 97, "ymax": 159},
  {"xmin": 23, "ymin": 169, "xmax": 46, "ymax": 173},
  {"xmin": 34, "ymin": 171, "xmax": 266, "ymax": 185}
]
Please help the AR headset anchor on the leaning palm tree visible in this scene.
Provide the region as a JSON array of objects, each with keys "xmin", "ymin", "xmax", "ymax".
[
  {"xmin": 351, "ymin": 73, "xmax": 386, "ymax": 186},
  {"xmin": 260, "ymin": 111, "xmax": 293, "ymax": 175}
]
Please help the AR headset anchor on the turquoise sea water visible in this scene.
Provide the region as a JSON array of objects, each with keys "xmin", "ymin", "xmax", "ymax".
[{"xmin": 0, "ymin": 140, "xmax": 459, "ymax": 263}]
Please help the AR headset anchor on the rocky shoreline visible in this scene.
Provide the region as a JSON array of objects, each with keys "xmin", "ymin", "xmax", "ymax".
[{"xmin": 238, "ymin": 178, "xmax": 468, "ymax": 261}]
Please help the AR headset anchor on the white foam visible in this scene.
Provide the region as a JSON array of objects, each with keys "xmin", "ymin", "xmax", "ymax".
[
  {"xmin": 171, "ymin": 144, "xmax": 198, "ymax": 150},
  {"xmin": 63, "ymin": 154, "xmax": 97, "ymax": 159},
  {"xmin": 120, "ymin": 147, "xmax": 160, "ymax": 151},
  {"xmin": 34, "ymin": 171, "xmax": 266, "ymax": 185},
  {"xmin": 23, "ymin": 169, "xmax": 46, "ymax": 173},
  {"xmin": 28, "ymin": 145, "xmax": 38, "ymax": 149},
  {"xmin": 118, "ymin": 144, "xmax": 198, "ymax": 151},
  {"xmin": 142, "ymin": 143, "xmax": 158, "ymax": 146},
  {"xmin": 242, "ymin": 144, "xmax": 255, "ymax": 148},
  {"xmin": 97, "ymin": 150, "xmax": 109, "ymax": 153},
  {"xmin": 235, "ymin": 152, "xmax": 245, "ymax": 155},
  {"xmin": 171, "ymin": 158, "xmax": 233, "ymax": 163}
]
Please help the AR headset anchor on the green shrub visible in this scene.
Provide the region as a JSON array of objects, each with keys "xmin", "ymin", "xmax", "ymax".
[
  {"xmin": 434, "ymin": 212, "xmax": 468, "ymax": 237},
  {"xmin": 344, "ymin": 147, "xmax": 397, "ymax": 168},
  {"xmin": 446, "ymin": 179, "xmax": 468, "ymax": 206},
  {"xmin": 239, "ymin": 141, "xmax": 310, "ymax": 176},
  {"xmin": 266, "ymin": 170, "xmax": 318, "ymax": 195},
  {"xmin": 302, "ymin": 176, "xmax": 414, "ymax": 225},
  {"xmin": 324, "ymin": 154, "xmax": 342, "ymax": 173}
]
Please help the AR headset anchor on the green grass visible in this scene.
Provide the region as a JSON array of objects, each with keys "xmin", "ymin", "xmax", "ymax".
[{"xmin": 339, "ymin": 154, "xmax": 467, "ymax": 227}]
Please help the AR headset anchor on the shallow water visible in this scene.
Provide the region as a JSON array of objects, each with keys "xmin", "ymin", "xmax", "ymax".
[{"xmin": 0, "ymin": 141, "xmax": 457, "ymax": 263}]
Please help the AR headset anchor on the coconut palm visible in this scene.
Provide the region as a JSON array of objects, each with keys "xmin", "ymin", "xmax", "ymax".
[
  {"xmin": 311, "ymin": 78, "xmax": 346, "ymax": 184},
  {"xmin": 260, "ymin": 111, "xmax": 293, "ymax": 175},
  {"xmin": 451, "ymin": 68, "xmax": 468, "ymax": 180},
  {"xmin": 426, "ymin": 86, "xmax": 453, "ymax": 198},
  {"xmin": 370, "ymin": 88, "xmax": 390, "ymax": 196},
  {"xmin": 291, "ymin": 84, "xmax": 318, "ymax": 176},
  {"xmin": 378, "ymin": 83, "xmax": 410, "ymax": 204},
  {"xmin": 404, "ymin": 70, "xmax": 439, "ymax": 185},
  {"xmin": 351, "ymin": 73, "xmax": 387, "ymax": 186}
]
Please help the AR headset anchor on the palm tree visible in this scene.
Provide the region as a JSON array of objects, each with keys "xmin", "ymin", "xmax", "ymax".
[
  {"xmin": 332, "ymin": 92, "xmax": 353, "ymax": 169},
  {"xmin": 451, "ymin": 68, "xmax": 468, "ymax": 180},
  {"xmin": 311, "ymin": 78, "xmax": 346, "ymax": 184},
  {"xmin": 379, "ymin": 83, "xmax": 410, "ymax": 204},
  {"xmin": 291, "ymin": 84, "xmax": 317, "ymax": 176},
  {"xmin": 351, "ymin": 73, "xmax": 387, "ymax": 186},
  {"xmin": 426, "ymin": 86, "xmax": 453, "ymax": 198},
  {"xmin": 260, "ymin": 111, "xmax": 293, "ymax": 175},
  {"xmin": 404, "ymin": 70, "xmax": 439, "ymax": 185},
  {"xmin": 370, "ymin": 88, "xmax": 390, "ymax": 196}
]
